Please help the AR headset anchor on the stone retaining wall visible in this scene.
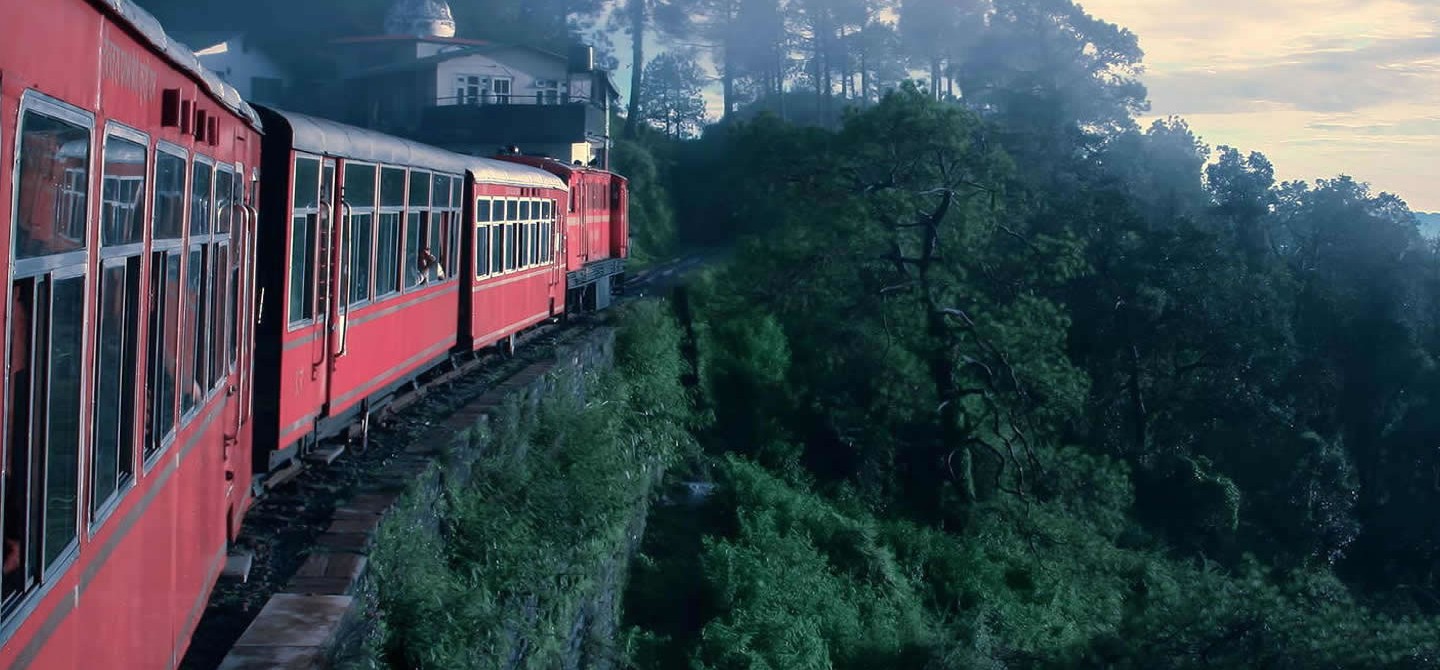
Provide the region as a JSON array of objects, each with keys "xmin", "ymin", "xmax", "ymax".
[{"xmin": 218, "ymin": 327, "xmax": 619, "ymax": 670}]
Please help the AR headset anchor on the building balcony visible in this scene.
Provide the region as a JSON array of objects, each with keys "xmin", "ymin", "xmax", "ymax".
[{"xmin": 419, "ymin": 95, "xmax": 610, "ymax": 149}]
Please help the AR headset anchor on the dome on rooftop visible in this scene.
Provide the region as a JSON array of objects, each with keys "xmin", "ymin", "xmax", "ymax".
[{"xmin": 385, "ymin": 0, "xmax": 457, "ymax": 38}]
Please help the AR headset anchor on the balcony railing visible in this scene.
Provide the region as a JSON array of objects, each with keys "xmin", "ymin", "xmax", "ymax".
[{"xmin": 436, "ymin": 93, "xmax": 600, "ymax": 107}]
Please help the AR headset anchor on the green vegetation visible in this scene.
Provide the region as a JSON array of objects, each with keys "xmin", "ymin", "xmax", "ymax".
[
  {"xmin": 365, "ymin": 302, "xmax": 694, "ymax": 669},
  {"xmin": 615, "ymin": 78, "xmax": 1440, "ymax": 668}
]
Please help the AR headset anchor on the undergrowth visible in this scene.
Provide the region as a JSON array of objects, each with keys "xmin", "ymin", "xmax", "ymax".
[{"xmin": 363, "ymin": 301, "xmax": 693, "ymax": 670}]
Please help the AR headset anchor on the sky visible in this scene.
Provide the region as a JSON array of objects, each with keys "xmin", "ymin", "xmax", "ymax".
[
  {"xmin": 607, "ymin": 1, "xmax": 1438, "ymax": 211},
  {"xmin": 1078, "ymin": 0, "xmax": 1440, "ymax": 212}
]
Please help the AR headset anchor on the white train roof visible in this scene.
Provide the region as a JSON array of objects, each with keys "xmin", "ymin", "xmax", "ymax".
[
  {"xmin": 467, "ymin": 158, "xmax": 566, "ymax": 190},
  {"xmin": 253, "ymin": 106, "xmax": 567, "ymax": 190}
]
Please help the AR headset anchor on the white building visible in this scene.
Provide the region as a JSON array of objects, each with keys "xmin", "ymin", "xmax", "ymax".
[{"xmin": 187, "ymin": 33, "xmax": 290, "ymax": 105}]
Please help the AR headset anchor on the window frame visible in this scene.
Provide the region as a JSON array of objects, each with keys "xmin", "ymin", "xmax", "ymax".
[
  {"xmin": 2, "ymin": 90, "xmax": 96, "ymax": 627},
  {"xmin": 287, "ymin": 153, "xmax": 323, "ymax": 330},
  {"xmin": 180, "ymin": 154, "xmax": 216, "ymax": 422},
  {"xmin": 143, "ymin": 141, "xmax": 189, "ymax": 472},
  {"xmin": 342, "ymin": 160, "xmax": 379, "ymax": 307},
  {"xmin": 88, "ymin": 121, "xmax": 150, "ymax": 532}
]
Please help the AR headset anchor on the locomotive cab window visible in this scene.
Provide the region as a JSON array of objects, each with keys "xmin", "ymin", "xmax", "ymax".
[{"xmin": 4, "ymin": 96, "xmax": 93, "ymax": 613}]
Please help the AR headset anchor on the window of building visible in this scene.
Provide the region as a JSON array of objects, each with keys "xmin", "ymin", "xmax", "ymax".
[
  {"xmin": 456, "ymin": 75, "xmax": 482, "ymax": 106},
  {"xmin": 5, "ymin": 99, "xmax": 92, "ymax": 612},
  {"xmin": 493, "ymin": 78, "xmax": 512, "ymax": 104},
  {"xmin": 535, "ymin": 79, "xmax": 560, "ymax": 105}
]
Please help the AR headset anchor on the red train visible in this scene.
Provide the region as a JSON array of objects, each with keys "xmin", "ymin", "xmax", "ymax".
[{"xmin": 0, "ymin": 1, "xmax": 629, "ymax": 667}]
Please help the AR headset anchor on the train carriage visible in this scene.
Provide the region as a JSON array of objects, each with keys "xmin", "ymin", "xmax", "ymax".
[
  {"xmin": 0, "ymin": 0, "xmax": 263, "ymax": 667},
  {"xmin": 252, "ymin": 107, "xmax": 471, "ymax": 470},
  {"xmin": 465, "ymin": 161, "xmax": 569, "ymax": 352}
]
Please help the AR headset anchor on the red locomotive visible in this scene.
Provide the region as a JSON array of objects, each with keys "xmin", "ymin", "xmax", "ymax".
[{"xmin": 0, "ymin": 1, "xmax": 629, "ymax": 668}]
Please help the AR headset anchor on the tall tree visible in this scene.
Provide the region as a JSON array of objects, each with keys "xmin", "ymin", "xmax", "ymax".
[{"xmin": 640, "ymin": 52, "xmax": 709, "ymax": 138}]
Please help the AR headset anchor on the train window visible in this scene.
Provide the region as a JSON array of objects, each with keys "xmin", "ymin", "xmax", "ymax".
[
  {"xmin": 405, "ymin": 212, "xmax": 425, "ymax": 289},
  {"xmin": 531, "ymin": 222, "xmax": 541, "ymax": 264},
  {"xmin": 349, "ymin": 213, "xmax": 374, "ymax": 304},
  {"xmin": 92, "ymin": 130, "xmax": 148, "ymax": 523},
  {"xmin": 444, "ymin": 219, "xmax": 455, "ymax": 279},
  {"xmin": 345, "ymin": 164, "xmax": 377, "ymax": 304},
  {"xmin": 507, "ymin": 223, "xmax": 519, "ymax": 271},
  {"xmin": 380, "ymin": 168, "xmax": 405, "ymax": 208},
  {"xmin": 344, "ymin": 163, "xmax": 377, "ymax": 210},
  {"xmin": 491, "ymin": 224, "xmax": 504, "ymax": 273},
  {"xmin": 191, "ymin": 160, "xmax": 213, "ymax": 236},
  {"xmin": 227, "ymin": 244, "xmax": 240, "ymax": 369},
  {"xmin": 289, "ymin": 157, "xmax": 321, "ymax": 325},
  {"xmin": 409, "ymin": 170, "xmax": 430, "ymax": 208},
  {"xmin": 215, "ymin": 168, "xmax": 233, "ymax": 235},
  {"xmin": 153, "ymin": 149, "xmax": 186, "ymax": 240},
  {"xmin": 289, "ymin": 215, "xmax": 315, "ymax": 324},
  {"xmin": 507, "ymin": 199, "xmax": 519, "ymax": 221},
  {"xmin": 377, "ymin": 213, "xmax": 400, "ymax": 297},
  {"xmin": 518, "ymin": 222, "xmax": 528, "ymax": 268},
  {"xmin": 293, "ymin": 158, "xmax": 320, "ymax": 209},
  {"xmin": 432, "ymin": 174, "xmax": 449, "ymax": 209},
  {"xmin": 209, "ymin": 244, "xmax": 229, "ymax": 390},
  {"xmin": 181, "ymin": 247, "xmax": 209, "ymax": 417},
  {"xmin": 93, "ymin": 257, "xmax": 140, "ymax": 520},
  {"xmin": 450, "ymin": 179, "xmax": 460, "ymax": 209},
  {"xmin": 426, "ymin": 213, "xmax": 446, "ymax": 283},
  {"xmin": 144, "ymin": 252, "xmax": 181, "ymax": 459},
  {"xmin": 475, "ymin": 225, "xmax": 490, "ymax": 277},
  {"xmin": 14, "ymin": 110, "xmax": 90, "ymax": 260},
  {"xmin": 5, "ymin": 274, "xmax": 86, "ymax": 588},
  {"xmin": 477, "ymin": 198, "xmax": 490, "ymax": 223},
  {"xmin": 520, "ymin": 201, "xmax": 530, "ymax": 220},
  {"xmin": 100, "ymin": 135, "xmax": 146, "ymax": 246}
]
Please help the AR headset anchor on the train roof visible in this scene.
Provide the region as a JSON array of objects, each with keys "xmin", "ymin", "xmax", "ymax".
[
  {"xmin": 493, "ymin": 154, "xmax": 625, "ymax": 182},
  {"xmin": 467, "ymin": 158, "xmax": 567, "ymax": 190},
  {"xmin": 99, "ymin": 0, "xmax": 261, "ymax": 128},
  {"xmin": 252, "ymin": 106, "xmax": 566, "ymax": 190}
]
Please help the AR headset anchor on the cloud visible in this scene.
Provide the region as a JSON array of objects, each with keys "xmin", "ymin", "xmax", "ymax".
[{"xmin": 1079, "ymin": 0, "xmax": 1440, "ymax": 210}]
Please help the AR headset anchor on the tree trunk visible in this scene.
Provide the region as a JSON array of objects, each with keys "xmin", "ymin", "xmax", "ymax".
[
  {"xmin": 860, "ymin": 50, "xmax": 869, "ymax": 104},
  {"xmin": 931, "ymin": 57, "xmax": 942, "ymax": 100},
  {"xmin": 622, "ymin": 0, "xmax": 645, "ymax": 139}
]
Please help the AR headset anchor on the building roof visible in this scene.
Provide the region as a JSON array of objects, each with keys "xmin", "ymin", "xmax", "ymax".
[
  {"xmin": 97, "ymin": 0, "xmax": 261, "ymax": 128},
  {"xmin": 253, "ymin": 105, "xmax": 566, "ymax": 189}
]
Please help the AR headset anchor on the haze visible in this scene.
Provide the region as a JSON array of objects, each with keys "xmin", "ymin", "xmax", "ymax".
[{"xmin": 1080, "ymin": 0, "xmax": 1440, "ymax": 211}]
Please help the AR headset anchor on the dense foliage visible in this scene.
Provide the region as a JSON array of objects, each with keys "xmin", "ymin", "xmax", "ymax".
[{"xmin": 614, "ymin": 17, "xmax": 1440, "ymax": 663}]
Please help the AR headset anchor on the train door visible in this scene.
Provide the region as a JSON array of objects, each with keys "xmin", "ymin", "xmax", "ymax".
[{"xmin": 316, "ymin": 159, "xmax": 338, "ymax": 410}]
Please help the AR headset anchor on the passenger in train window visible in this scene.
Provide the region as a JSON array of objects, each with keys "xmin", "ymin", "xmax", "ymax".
[{"xmin": 417, "ymin": 246, "xmax": 441, "ymax": 282}]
